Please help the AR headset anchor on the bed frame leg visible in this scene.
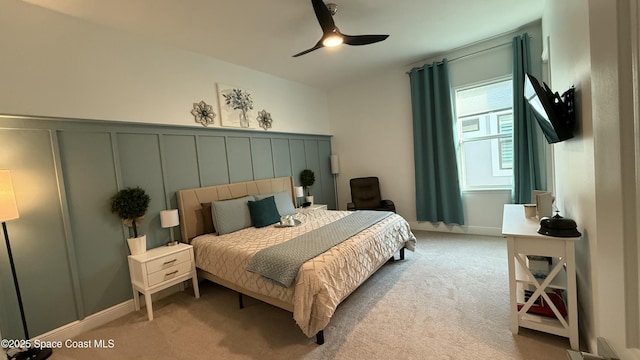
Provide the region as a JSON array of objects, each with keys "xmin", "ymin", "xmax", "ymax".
[
  {"xmin": 390, "ymin": 247, "xmax": 406, "ymax": 262},
  {"xmin": 238, "ymin": 293, "xmax": 244, "ymax": 309},
  {"xmin": 316, "ymin": 331, "xmax": 324, "ymax": 345}
]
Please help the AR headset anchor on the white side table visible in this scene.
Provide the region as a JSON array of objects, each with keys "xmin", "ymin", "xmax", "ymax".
[
  {"xmin": 296, "ymin": 204, "xmax": 327, "ymax": 213},
  {"xmin": 128, "ymin": 243, "xmax": 200, "ymax": 320},
  {"xmin": 502, "ymin": 204, "xmax": 579, "ymax": 350}
]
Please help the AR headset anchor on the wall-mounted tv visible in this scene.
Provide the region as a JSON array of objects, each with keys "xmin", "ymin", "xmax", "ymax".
[{"xmin": 524, "ymin": 73, "xmax": 575, "ymax": 143}]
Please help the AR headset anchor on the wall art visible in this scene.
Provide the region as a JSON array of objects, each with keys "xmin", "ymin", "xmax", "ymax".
[
  {"xmin": 256, "ymin": 109, "xmax": 273, "ymax": 131},
  {"xmin": 191, "ymin": 100, "xmax": 216, "ymax": 127},
  {"xmin": 217, "ymin": 84, "xmax": 255, "ymax": 128}
]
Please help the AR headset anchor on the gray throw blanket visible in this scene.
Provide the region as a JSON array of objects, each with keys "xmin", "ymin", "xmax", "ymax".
[{"xmin": 247, "ymin": 210, "xmax": 392, "ymax": 287}]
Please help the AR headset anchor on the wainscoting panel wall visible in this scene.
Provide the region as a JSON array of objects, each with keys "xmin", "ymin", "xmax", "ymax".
[
  {"xmin": 272, "ymin": 138, "xmax": 293, "ymax": 178},
  {"xmin": 226, "ymin": 137, "xmax": 254, "ymax": 184},
  {"xmin": 57, "ymin": 131, "xmax": 130, "ymax": 318},
  {"xmin": 251, "ymin": 137, "xmax": 275, "ymax": 180},
  {"xmin": 290, "ymin": 139, "xmax": 307, "ymax": 198},
  {"xmin": 117, "ymin": 133, "xmax": 167, "ymax": 249},
  {"xmin": 161, "ymin": 134, "xmax": 201, "ymax": 213},
  {"xmin": 0, "ymin": 115, "xmax": 333, "ymax": 339},
  {"xmin": 0, "ymin": 128, "xmax": 79, "ymax": 338},
  {"xmin": 197, "ymin": 136, "xmax": 230, "ymax": 187}
]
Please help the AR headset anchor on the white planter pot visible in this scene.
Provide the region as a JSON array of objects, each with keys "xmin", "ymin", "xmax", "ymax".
[
  {"xmin": 127, "ymin": 235, "xmax": 146, "ymax": 255},
  {"xmin": 305, "ymin": 195, "xmax": 314, "ymax": 205}
]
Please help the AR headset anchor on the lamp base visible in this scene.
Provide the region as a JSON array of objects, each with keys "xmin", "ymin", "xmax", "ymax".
[{"xmin": 7, "ymin": 347, "xmax": 52, "ymax": 360}]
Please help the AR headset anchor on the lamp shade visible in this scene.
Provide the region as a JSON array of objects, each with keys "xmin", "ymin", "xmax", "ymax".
[
  {"xmin": 160, "ymin": 209, "xmax": 179, "ymax": 228},
  {"xmin": 330, "ymin": 154, "xmax": 340, "ymax": 175},
  {"xmin": 294, "ymin": 186, "xmax": 304, "ymax": 198},
  {"xmin": 0, "ymin": 170, "xmax": 19, "ymax": 222}
]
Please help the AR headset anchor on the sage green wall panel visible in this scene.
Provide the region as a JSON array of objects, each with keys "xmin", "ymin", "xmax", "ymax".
[
  {"xmin": 226, "ymin": 137, "xmax": 253, "ymax": 183},
  {"xmin": 0, "ymin": 115, "xmax": 332, "ymax": 337},
  {"xmin": 58, "ymin": 131, "xmax": 131, "ymax": 316},
  {"xmin": 251, "ymin": 138, "xmax": 274, "ymax": 180},
  {"xmin": 162, "ymin": 135, "xmax": 200, "ymax": 243},
  {"xmin": 318, "ymin": 140, "xmax": 335, "ymax": 209},
  {"xmin": 0, "ymin": 129, "xmax": 77, "ymax": 338},
  {"xmin": 117, "ymin": 133, "xmax": 166, "ymax": 249},
  {"xmin": 162, "ymin": 134, "xmax": 200, "ymax": 206},
  {"xmin": 198, "ymin": 136, "xmax": 230, "ymax": 186},
  {"xmin": 290, "ymin": 139, "xmax": 306, "ymax": 188},
  {"xmin": 272, "ymin": 138, "xmax": 292, "ymax": 178},
  {"xmin": 304, "ymin": 140, "xmax": 322, "ymax": 200}
]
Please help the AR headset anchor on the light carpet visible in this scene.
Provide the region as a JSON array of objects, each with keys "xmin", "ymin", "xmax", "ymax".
[{"xmin": 51, "ymin": 231, "xmax": 571, "ymax": 359}]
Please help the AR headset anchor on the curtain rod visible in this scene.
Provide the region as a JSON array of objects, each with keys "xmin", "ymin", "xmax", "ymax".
[
  {"xmin": 407, "ymin": 33, "xmax": 534, "ymax": 73},
  {"xmin": 407, "ymin": 41, "xmax": 511, "ymax": 74},
  {"xmin": 448, "ymin": 41, "xmax": 511, "ymax": 63}
]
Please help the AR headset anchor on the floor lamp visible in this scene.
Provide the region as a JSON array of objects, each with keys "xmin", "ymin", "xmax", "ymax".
[
  {"xmin": 330, "ymin": 155, "xmax": 340, "ymax": 210},
  {"xmin": 0, "ymin": 171, "xmax": 52, "ymax": 360}
]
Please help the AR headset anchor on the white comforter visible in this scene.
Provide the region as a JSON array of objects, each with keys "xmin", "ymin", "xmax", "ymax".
[{"xmin": 191, "ymin": 209, "xmax": 416, "ymax": 337}]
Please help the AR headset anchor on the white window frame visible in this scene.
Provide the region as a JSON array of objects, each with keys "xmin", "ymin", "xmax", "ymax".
[{"xmin": 454, "ymin": 77, "xmax": 514, "ymax": 191}]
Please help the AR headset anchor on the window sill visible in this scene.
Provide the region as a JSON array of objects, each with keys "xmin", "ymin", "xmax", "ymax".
[{"xmin": 462, "ymin": 188, "xmax": 511, "ymax": 193}]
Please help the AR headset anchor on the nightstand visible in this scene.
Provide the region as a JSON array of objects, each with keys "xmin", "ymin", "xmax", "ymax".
[
  {"xmin": 502, "ymin": 204, "xmax": 579, "ymax": 350},
  {"xmin": 296, "ymin": 204, "xmax": 327, "ymax": 213},
  {"xmin": 127, "ymin": 243, "xmax": 200, "ymax": 320}
]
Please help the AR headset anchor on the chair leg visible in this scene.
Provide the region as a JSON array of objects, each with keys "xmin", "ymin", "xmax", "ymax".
[
  {"xmin": 316, "ymin": 331, "xmax": 324, "ymax": 345},
  {"xmin": 238, "ymin": 292, "xmax": 244, "ymax": 309}
]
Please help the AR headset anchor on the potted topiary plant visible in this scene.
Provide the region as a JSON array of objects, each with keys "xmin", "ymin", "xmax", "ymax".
[
  {"xmin": 111, "ymin": 186, "xmax": 151, "ymax": 255},
  {"xmin": 300, "ymin": 169, "xmax": 316, "ymax": 205}
]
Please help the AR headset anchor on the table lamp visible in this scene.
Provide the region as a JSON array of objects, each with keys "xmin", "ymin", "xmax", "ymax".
[
  {"xmin": 0, "ymin": 170, "xmax": 52, "ymax": 359},
  {"xmin": 294, "ymin": 186, "xmax": 304, "ymax": 208},
  {"xmin": 160, "ymin": 209, "xmax": 180, "ymax": 246}
]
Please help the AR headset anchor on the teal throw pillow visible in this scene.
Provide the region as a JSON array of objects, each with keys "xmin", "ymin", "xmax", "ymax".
[{"xmin": 248, "ymin": 196, "xmax": 281, "ymax": 228}]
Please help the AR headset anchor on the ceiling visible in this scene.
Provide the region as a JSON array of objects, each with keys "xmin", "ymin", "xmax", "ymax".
[{"xmin": 22, "ymin": 0, "xmax": 544, "ymax": 90}]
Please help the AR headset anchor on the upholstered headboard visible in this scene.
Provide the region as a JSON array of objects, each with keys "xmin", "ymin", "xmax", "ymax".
[{"xmin": 176, "ymin": 176, "xmax": 295, "ymax": 242}]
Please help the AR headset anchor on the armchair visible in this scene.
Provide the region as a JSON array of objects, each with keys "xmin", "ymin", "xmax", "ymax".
[{"xmin": 347, "ymin": 177, "xmax": 396, "ymax": 213}]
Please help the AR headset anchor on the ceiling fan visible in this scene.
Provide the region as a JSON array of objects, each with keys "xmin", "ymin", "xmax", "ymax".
[{"xmin": 292, "ymin": 0, "xmax": 389, "ymax": 57}]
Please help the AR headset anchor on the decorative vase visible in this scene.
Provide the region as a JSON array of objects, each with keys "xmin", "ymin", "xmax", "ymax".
[
  {"xmin": 127, "ymin": 235, "xmax": 146, "ymax": 255},
  {"xmin": 239, "ymin": 110, "xmax": 249, "ymax": 128},
  {"xmin": 305, "ymin": 195, "xmax": 314, "ymax": 205}
]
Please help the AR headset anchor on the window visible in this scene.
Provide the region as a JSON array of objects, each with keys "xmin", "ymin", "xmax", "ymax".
[{"xmin": 455, "ymin": 78, "xmax": 513, "ymax": 190}]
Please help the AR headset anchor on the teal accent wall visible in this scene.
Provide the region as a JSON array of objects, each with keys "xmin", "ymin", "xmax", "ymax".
[{"xmin": 0, "ymin": 115, "xmax": 334, "ymax": 338}]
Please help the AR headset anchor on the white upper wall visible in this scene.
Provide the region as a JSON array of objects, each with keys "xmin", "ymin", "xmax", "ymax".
[
  {"xmin": 543, "ymin": 0, "xmax": 598, "ymax": 352},
  {"xmin": 328, "ymin": 23, "xmax": 542, "ymax": 235},
  {"xmin": 0, "ymin": 0, "xmax": 330, "ymax": 135},
  {"xmin": 545, "ymin": 1, "xmax": 640, "ymax": 358}
]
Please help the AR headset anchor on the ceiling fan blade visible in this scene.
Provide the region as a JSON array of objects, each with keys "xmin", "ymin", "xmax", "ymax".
[
  {"xmin": 311, "ymin": 0, "xmax": 336, "ymax": 34},
  {"xmin": 292, "ymin": 41, "xmax": 324, "ymax": 57},
  {"xmin": 343, "ymin": 34, "xmax": 389, "ymax": 46}
]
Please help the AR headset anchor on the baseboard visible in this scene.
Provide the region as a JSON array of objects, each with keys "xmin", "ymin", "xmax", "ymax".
[
  {"xmin": 35, "ymin": 283, "xmax": 186, "ymax": 342},
  {"xmin": 409, "ymin": 221, "xmax": 502, "ymax": 237},
  {"xmin": 36, "ymin": 300, "xmax": 135, "ymax": 343}
]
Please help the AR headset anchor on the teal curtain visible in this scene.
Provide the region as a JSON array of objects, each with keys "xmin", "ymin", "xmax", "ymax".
[
  {"xmin": 409, "ymin": 59, "xmax": 464, "ymax": 225},
  {"xmin": 512, "ymin": 33, "xmax": 546, "ymax": 203}
]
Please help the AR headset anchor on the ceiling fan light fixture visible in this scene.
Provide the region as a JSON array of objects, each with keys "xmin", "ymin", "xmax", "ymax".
[
  {"xmin": 292, "ymin": 0, "xmax": 388, "ymax": 57},
  {"xmin": 322, "ymin": 33, "xmax": 343, "ymax": 47}
]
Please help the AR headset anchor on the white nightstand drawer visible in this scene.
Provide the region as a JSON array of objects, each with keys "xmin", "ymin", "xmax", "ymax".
[
  {"xmin": 147, "ymin": 260, "xmax": 192, "ymax": 287},
  {"xmin": 145, "ymin": 249, "xmax": 190, "ymax": 274}
]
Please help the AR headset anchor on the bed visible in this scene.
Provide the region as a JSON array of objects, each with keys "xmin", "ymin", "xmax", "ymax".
[{"xmin": 176, "ymin": 176, "xmax": 416, "ymax": 344}]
